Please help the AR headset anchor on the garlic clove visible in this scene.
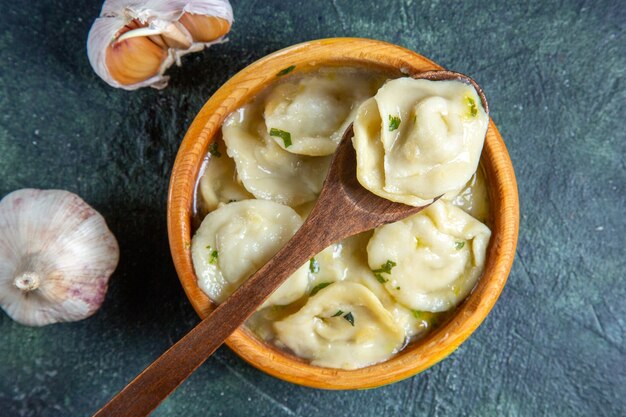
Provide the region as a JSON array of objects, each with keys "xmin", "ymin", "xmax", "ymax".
[
  {"xmin": 0, "ymin": 189, "xmax": 119, "ymax": 326},
  {"xmin": 88, "ymin": 14, "xmax": 173, "ymax": 90},
  {"xmin": 179, "ymin": 13, "xmax": 231, "ymax": 43},
  {"xmin": 106, "ymin": 34, "xmax": 168, "ymax": 85},
  {"xmin": 87, "ymin": 0, "xmax": 234, "ymax": 90}
]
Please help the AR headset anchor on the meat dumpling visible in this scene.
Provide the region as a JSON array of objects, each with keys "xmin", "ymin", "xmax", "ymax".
[
  {"xmin": 274, "ymin": 282, "xmax": 406, "ymax": 369},
  {"xmin": 366, "ymin": 200, "xmax": 491, "ymax": 312},
  {"xmin": 264, "ymin": 71, "xmax": 380, "ymax": 156},
  {"xmin": 352, "ymin": 78, "xmax": 489, "ymax": 206},
  {"xmin": 191, "ymin": 199, "xmax": 308, "ymax": 307},
  {"xmin": 223, "ymin": 104, "xmax": 332, "ymax": 207}
]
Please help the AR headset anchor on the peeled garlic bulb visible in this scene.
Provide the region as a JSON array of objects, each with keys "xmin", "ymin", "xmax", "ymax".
[
  {"xmin": 87, "ymin": 0, "xmax": 233, "ymax": 90},
  {"xmin": 0, "ymin": 189, "xmax": 119, "ymax": 326}
]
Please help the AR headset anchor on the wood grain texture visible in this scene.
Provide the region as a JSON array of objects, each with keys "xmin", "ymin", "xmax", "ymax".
[{"xmin": 166, "ymin": 38, "xmax": 519, "ymax": 389}]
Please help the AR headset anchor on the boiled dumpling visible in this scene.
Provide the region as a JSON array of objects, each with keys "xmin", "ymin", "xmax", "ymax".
[
  {"xmin": 352, "ymin": 78, "xmax": 489, "ymax": 206},
  {"xmin": 274, "ymin": 281, "xmax": 406, "ymax": 369},
  {"xmin": 264, "ymin": 72, "xmax": 380, "ymax": 156},
  {"xmin": 309, "ymin": 232, "xmax": 426, "ymax": 339},
  {"xmin": 191, "ymin": 200, "xmax": 308, "ymax": 307},
  {"xmin": 367, "ymin": 200, "xmax": 491, "ymax": 312},
  {"xmin": 223, "ymin": 104, "xmax": 332, "ymax": 207},
  {"xmin": 198, "ymin": 139, "xmax": 253, "ymax": 214}
]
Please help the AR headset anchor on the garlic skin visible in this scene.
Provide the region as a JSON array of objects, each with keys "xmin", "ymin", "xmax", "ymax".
[
  {"xmin": 87, "ymin": 0, "xmax": 233, "ymax": 90},
  {"xmin": 0, "ymin": 189, "xmax": 119, "ymax": 326}
]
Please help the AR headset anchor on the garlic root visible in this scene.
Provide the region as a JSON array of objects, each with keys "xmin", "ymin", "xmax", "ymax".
[{"xmin": 13, "ymin": 272, "xmax": 41, "ymax": 292}]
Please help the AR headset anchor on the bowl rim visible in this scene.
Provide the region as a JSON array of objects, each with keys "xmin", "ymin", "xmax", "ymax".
[{"xmin": 167, "ymin": 37, "xmax": 519, "ymax": 389}]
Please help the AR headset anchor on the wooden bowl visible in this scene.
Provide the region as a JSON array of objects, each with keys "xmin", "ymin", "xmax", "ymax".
[{"xmin": 168, "ymin": 38, "xmax": 519, "ymax": 389}]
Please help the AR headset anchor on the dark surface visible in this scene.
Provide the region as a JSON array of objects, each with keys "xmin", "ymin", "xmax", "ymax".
[{"xmin": 0, "ymin": 0, "xmax": 624, "ymax": 416}]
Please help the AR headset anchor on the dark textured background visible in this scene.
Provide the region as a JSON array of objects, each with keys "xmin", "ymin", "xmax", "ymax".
[{"xmin": 1, "ymin": 0, "xmax": 624, "ymax": 416}]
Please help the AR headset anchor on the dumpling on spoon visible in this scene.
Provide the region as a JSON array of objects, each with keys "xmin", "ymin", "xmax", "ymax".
[{"xmin": 352, "ymin": 77, "xmax": 489, "ymax": 206}]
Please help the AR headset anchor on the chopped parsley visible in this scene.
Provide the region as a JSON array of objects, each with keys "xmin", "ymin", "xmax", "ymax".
[
  {"xmin": 375, "ymin": 273, "xmax": 388, "ymax": 283},
  {"xmin": 466, "ymin": 96, "xmax": 478, "ymax": 117},
  {"xmin": 276, "ymin": 65, "xmax": 296, "ymax": 76},
  {"xmin": 269, "ymin": 128, "xmax": 292, "ymax": 148},
  {"xmin": 373, "ymin": 260, "xmax": 397, "ymax": 274},
  {"xmin": 208, "ymin": 142, "xmax": 221, "ymax": 157},
  {"xmin": 455, "ymin": 241, "xmax": 465, "ymax": 250},
  {"xmin": 343, "ymin": 312, "xmax": 355, "ymax": 326},
  {"xmin": 372, "ymin": 260, "xmax": 396, "ymax": 284},
  {"xmin": 209, "ymin": 250, "xmax": 219, "ymax": 264},
  {"xmin": 412, "ymin": 310, "xmax": 423, "ymax": 320},
  {"xmin": 331, "ymin": 310, "xmax": 344, "ymax": 317},
  {"xmin": 389, "ymin": 115, "xmax": 401, "ymax": 131},
  {"xmin": 396, "ymin": 286, "xmax": 401, "ymax": 290},
  {"xmin": 309, "ymin": 258, "xmax": 320, "ymax": 274},
  {"xmin": 310, "ymin": 282, "xmax": 332, "ymax": 296}
]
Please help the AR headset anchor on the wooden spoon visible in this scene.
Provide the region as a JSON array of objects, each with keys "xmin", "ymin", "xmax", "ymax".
[{"xmin": 94, "ymin": 70, "xmax": 487, "ymax": 417}]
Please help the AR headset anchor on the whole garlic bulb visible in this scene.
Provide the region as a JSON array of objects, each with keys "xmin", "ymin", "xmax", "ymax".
[
  {"xmin": 87, "ymin": 0, "xmax": 233, "ymax": 90},
  {"xmin": 0, "ymin": 189, "xmax": 119, "ymax": 326}
]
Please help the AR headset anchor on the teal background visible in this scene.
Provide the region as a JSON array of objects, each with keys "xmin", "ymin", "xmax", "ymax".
[{"xmin": 0, "ymin": 0, "xmax": 624, "ymax": 416}]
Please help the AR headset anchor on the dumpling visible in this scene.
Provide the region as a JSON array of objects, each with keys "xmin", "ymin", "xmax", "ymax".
[
  {"xmin": 366, "ymin": 200, "xmax": 491, "ymax": 312},
  {"xmin": 273, "ymin": 282, "xmax": 406, "ymax": 369},
  {"xmin": 352, "ymin": 78, "xmax": 489, "ymax": 206},
  {"xmin": 309, "ymin": 232, "xmax": 427, "ymax": 339},
  {"xmin": 264, "ymin": 72, "xmax": 381, "ymax": 156},
  {"xmin": 191, "ymin": 200, "xmax": 308, "ymax": 307},
  {"xmin": 198, "ymin": 138, "xmax": 253, "ymax": 214},
  {"xmin": 222, "ymin": 104, "xmax": 332, "ymax": 207}
]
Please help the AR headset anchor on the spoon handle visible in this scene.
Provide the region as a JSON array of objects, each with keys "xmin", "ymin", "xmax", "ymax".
[{"xmin": 92, "ymin": 202, "xmax": 343, "ymax": 417}]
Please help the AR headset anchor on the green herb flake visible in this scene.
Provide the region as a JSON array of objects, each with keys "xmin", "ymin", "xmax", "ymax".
[
  {"xmin": 396, "ymin": 286, "xmax": 401, "ymax": 290},
  {"xmin": 276, "ymin": 65, "xmax": 296, "ymax": 76},
  {"xmin": 412, "ymin": 310, "xmax": 422, "ymax": 320},
  {"xmin": 466, "ymin": 96, "xmax": 478, "ymax": 118},
  {"xmin": 455, "ymin": 241, "xmax": 465, "ymax": 250},
  {"xmin": 331, "ymin": 310, "xmax": 344, "ymax": 317},
  {"xmin": 309, "ymin": 258, "xmax": 320, "ymax": 274},
  {"xmin": 375, "ymin": 273, "xmax": 388, "ymax": 284},
  {"xmin": 310, "ymin": 282, "xmax": 332, "ymax": 296},
  {"xmin": 269, "ymin": 128, "xmax": 292, "ymax": 148},
  {"xmin": 209, "ymin": 250, "xmax": 219, "ymax": 264},
  {"xmin": 208, "ymin": 142, "xmax": 222, "ymax": 157},
  {"xmin": 389, "ymin": 115, "xmax": 401, "ymax": 131},
  {"xmin": 373, "ymin": 260, "xmax": 397, "ymax": 274},
  {"xmin": 343, "ymin": 312, "xmax": 355, "ymax": 326}
]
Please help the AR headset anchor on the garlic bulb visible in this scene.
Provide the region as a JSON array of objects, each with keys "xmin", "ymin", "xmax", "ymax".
[
  {"xmin": 0, "ymin": 189, "xmax": 119, "ymax": 326},
  {"xmin": 87, "ymin": 0, "xmax": 233, "ymax": 90}
]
